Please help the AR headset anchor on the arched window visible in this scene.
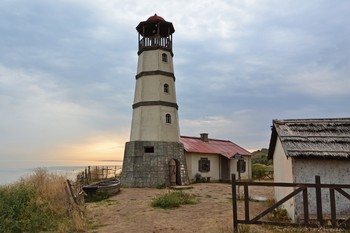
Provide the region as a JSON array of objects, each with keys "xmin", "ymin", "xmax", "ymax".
[
  {"xmin": 164, "ymin": 84, "xmax": 169, "ymax": 93},
  {"xmin": 162, "ymin": 53, "xmax": 168, "ymax": 62},
  {"xmin": 165, "ymin": 114, "xmax": 171, "ymax": 124}
]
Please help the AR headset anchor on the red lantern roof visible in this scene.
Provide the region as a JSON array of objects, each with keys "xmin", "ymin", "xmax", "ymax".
[{"xmin": 147, "ymin": 14, "xmax": 165, "ymax": 21}]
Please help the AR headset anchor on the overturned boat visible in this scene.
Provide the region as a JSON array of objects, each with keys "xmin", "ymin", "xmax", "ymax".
[{"xmin": 83, "ymin": 178, "xmax": 121, "ymax": 196}]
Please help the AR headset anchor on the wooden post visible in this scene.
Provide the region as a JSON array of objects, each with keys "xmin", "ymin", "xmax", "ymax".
[
  {"xmin": 315, "ymin": 176, "xmax": 323, "ymax": 227},
  {"xmin": 84, "ymin": 168, "xmax": 88, "ymax": 184},
  {"xmin": 66, "ymin": 180, "xmax": 84, "ymax": 217},
  {"xmin": 67, "ymin": 180, "xmax": 78, "ymax": 205},
  {"xmin": 64, "ymin": 184, "xmax": 75, "ymax": 230},
  {"xmin": 232, "ymin": 174, "xmax": 238, "ymax": 233},
  {"xmin": 88, "ymin": 166, "xmax": 91, "ymax": 182},
  {"xmin": 81, "ymin": 171, "xmax": 85, "ymax": 185},
  {"xmin": 302, "ymin": 187, "xmax": 309, "ymax": 226},
  {"xmin": 244, "ymin": 184, "xmax": 249, "ymax": 222},
  {"xmin": 329, "ymin": 188, "xmax": 337, "ymax": 228}
]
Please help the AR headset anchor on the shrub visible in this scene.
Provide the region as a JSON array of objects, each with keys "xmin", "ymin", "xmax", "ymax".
[
  {"xmin": 272, "ymin": 207, "xmax": 290, "ymax": 222},
  {"xmin": 151, "ymin": 190, "xmax": 198, "ymax": 209},
  {"xmin": 0, "ymin": 168, "xmax": 85, "ymax": 232},
  {"xmin": 252, "ymin": 163, "xmax": 268, "ymax": 180}
]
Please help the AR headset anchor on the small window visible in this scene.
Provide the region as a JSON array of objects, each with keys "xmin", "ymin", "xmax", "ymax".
[
  {"xmin": 164, "ymin": 84, "xmax": 169, "ymax": 93},
  {"xmin": 162, "ymin": 53, "xmax": 168, "ymax": 62},
  {"xmin": 144, "ymin": 146, "xmax": 154, "ymax": 153},
  {"xmin": 199, "ymin": 158, "xmax": 210, "ymax": 172},
  {"xmin": 165, "ymin": 114, "xmax": 171, "ymax": 124}
]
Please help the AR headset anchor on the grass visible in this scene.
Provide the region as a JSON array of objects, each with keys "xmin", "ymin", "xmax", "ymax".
[
  {"xmin": 151, "ymin": 190, "xmax": 199, "ymax": 209},
  {"xmin": 0, "ymin": 168, "xmax": 86, "ymax": 233}
]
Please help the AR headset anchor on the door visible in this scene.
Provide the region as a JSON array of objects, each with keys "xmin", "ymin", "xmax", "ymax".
[
  {"xmin": 169, "ymin": 159, "xmax": 177, "ymax": 186},
  {"xmin": 220, "ymin": 156, "xmax": 230, "ymax": 181},
  {"xmin": 169, "ymin": 159, "xmax": 181, "ymax": 186}
]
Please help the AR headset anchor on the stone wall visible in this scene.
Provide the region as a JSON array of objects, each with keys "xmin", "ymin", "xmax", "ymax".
[{"xmin": 121, "ymin": 141, "xmax": 189, "ymax": 187}]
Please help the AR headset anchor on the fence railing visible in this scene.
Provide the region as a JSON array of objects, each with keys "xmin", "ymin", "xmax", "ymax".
[
  {"xmin": 77, "ymin": 166, "xmax": 121, "ymax": 186},
  {"xmin": 64, "ymin": 166, "xmax": 121, "ymax": 230},
  {"xmin": 231, "ymin": 174, "xmax": 350, "ymax": 232}
]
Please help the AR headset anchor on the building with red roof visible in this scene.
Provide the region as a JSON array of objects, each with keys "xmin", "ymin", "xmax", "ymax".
[{"xmin": 181, "ymin": 133, "xmax": 252, "ymax": 182}]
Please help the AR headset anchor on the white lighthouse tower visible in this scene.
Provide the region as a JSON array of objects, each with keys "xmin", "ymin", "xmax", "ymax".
[{"xmin": 121, "ymin": 14, "xmax": 189, "ymax": 187}]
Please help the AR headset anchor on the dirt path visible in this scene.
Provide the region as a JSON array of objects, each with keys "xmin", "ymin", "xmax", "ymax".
[{"xmin": 86, "ymin": 183, "xmax": 274, "ymax": 233}]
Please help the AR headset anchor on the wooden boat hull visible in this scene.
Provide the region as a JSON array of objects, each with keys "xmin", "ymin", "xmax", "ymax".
[{"xmin": 83, "ymin": 179, "xmax": 121, "ymax": 196}]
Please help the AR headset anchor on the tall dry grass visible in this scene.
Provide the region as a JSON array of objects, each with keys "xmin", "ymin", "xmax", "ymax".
[{"xmin": 0, "ymin": 168, "xmax": 86, "ymax": 232}]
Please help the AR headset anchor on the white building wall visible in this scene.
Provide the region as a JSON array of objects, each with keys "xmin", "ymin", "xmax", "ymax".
[
  {"xmin": 293, "ymin": 159, "xmax": 350, "ymax": 220},
  {"xmin": 130, "ymin": 105, "xmax": 180, "ymax": 141},
  {"xmin": 137, "ymin": 50, "xmax": 174, "ymax": 73},
  {"xmin": 272, "ymin": 137, "xmax": 295, "ymax": 221},
  {"xmin": 133, "ymin": 75, "xmax": 177, "ymax": 103},
  {"xmin": 230, "ymin": 157, "xmax": 252, "ymax": 180},
  {"xmin": 130, "ymin": 48, "xmax": 180, "ymax": 142},
  {"xmin": 185, "ymin": 153, "xmax": 220, "ymax": 182}
]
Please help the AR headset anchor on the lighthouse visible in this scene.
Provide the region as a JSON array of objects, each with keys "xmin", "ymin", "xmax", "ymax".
[{"xmin": 121, "ymin": 14, "xmax": 189, "ymax": 187}]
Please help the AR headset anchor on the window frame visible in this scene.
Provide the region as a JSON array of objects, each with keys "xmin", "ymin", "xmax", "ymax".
[
  {"xmin": 165, "ymin": 114, "xmax": 171, "ymax": 124},
  {"xmin": 162, "ymin": 53, "xmax": 168, "ymax": 62},
  {"xmin": 164, "ymin": 83, "xmax": 169, "ymax": 93},
  {"xmin": 144, "ymin": 146, "xmax": 154, "ymax": 153},
  {"xmin": 198, "ymin": 158, "xmax": 210, "ymax": 173}
]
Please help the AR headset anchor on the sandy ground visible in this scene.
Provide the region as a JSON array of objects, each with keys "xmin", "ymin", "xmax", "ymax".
[{"xmin": 86, "ymin": 182, "xmax": 276, "ymax": 233}]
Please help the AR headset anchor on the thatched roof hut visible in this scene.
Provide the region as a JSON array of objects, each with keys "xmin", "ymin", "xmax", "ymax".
[
  {"xmin": 267, "ymin": 117, "xmax": 350, "ymax": 223},
  {"xmin": 268, "ymin": 118, "xmax": 350, "ymax": 160}
]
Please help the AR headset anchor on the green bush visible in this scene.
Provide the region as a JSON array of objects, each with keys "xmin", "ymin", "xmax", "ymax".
[
  {"xmin": 252, "ymin": 163, "xmax": 268, "ymax": 180},
  {"xmin": 0, "ymin": 183, "xmax": 35, "ymax": 232},
  {"xmin": 0, "ymin": 169, "xmax": 85, "ymax": 232},
  {"xmin": 151, "ymin": 190, "xmax": 198, "ymax": 209},
  {"xmin": 251, "ymin": 148, "xmax": 272, "ymax": 165},
  {"xmin": 0, "ymin": 181, "xmax": 63, "ymax": 232}
]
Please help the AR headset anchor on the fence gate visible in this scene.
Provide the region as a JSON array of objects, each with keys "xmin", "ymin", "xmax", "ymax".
[{"xmin": 231, "ymin": 174, "xmax": 350, "ymax": 232}]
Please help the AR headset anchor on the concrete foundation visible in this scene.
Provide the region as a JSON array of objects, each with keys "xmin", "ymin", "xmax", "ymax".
[{"xmin": 121, "ymin": 141, "xmax": 189, "ymax": 187}]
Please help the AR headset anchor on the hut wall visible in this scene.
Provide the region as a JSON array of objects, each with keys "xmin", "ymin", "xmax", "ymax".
[
  {"xmin": 230, "ymin": 157, "xmax": 252, "ymax": 180},
  {"xmin": 273, "ymin": 137, "xmax": 295, "ymax": 221},
  {"xmin": 293, "ymin": 159, "xmax": 350, "ymax": 221}
]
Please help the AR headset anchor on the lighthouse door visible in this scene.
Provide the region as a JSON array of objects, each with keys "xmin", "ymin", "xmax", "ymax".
[{"xmin": 169, "ymin": 159, "xmax": 178, "ymax": 186}]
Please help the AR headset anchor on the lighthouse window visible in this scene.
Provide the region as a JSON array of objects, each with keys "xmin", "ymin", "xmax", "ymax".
[
  {"xmin": 164, "ymin": 84, "xmax": 169, "ymax": 93},
  {"xmin": 165, "ymin": 114, "xmax": 171, "ymax": 124},
  {"xmin": 144, "ymin": 146, "xmax": 154, "ymax": 153},
  {"xmin": 162, "ymin": 53, "xmax": 168, "ymax": 62}
]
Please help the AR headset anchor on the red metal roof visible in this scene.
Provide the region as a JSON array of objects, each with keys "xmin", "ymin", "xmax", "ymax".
[
  {"xmin": 180, "ymin": 136, "xmax": 251, "ymax": 159},
  {"xmin": 147, "ymin": 14, "xmax": 165, "ymax": 21}
]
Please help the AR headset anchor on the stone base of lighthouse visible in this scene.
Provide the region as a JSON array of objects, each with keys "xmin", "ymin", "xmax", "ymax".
[{"xmin": 121, "ymin": 141, "xmax": 189, "ymax": 187}]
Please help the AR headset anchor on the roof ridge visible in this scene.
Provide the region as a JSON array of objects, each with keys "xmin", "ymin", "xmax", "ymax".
[
  {"xmin": 274, "ymin": 117, "xmax": 350, "ymax": 123},
  {"xmin": 180, "ymin": 135, "xmax": 231, "ymax": 142}
]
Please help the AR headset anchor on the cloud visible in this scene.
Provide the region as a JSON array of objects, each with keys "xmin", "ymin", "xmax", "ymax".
[
  {"xmin": 0, "ymin": 65, "xmax": 131, "ymax": 159},
  {"xmin": 1, "ymin": 0, "xmax": 350, "ymax": 165},
  {"xmin": 283, "ymin": 68, "xmax": 350, "ymax": 96}
]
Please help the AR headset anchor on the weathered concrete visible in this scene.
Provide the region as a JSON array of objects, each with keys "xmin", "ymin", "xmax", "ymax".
[{"xmin": 121, "ymin": 141, "xmax": 189, "ymax": 187}]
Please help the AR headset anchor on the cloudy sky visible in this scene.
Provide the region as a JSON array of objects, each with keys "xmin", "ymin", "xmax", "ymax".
[{"xmin": 1, "ymin": 0, "xmax": 349, "ymax": 165}]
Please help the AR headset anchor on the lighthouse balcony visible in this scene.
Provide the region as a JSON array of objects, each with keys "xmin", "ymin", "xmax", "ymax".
[{"xmin": 138, "ymin": 36, "xmax": 172, "ymax": 54}]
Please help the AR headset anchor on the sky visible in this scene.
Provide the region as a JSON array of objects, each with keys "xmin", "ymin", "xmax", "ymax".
[{"xmin": 1, "ymin": 0, "xmax": 350, "ymax": 165}]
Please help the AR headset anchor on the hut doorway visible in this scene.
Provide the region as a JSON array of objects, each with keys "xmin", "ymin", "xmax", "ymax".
[
  {"xmin": 220, "ymin": 156, "xmax": 230, "ymax": 181},
  {"xmin": 169, "ymin": 159, "xmax": 181, "ymax": 186}
]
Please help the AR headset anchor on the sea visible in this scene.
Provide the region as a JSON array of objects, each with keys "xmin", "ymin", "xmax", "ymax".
[{"xmin": 0, "ymin": 159, "xmax": 123, "ymax": 186}]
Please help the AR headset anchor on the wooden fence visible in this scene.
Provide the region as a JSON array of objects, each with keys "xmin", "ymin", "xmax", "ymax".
[
  {"xmin": 77, "ymin": 166, "xmax": 121, "ymax": 186},
  {"xmin": 64, "ymin": 165, "xmax": 121, "ymax": 230},
  {"xmin": 231, "ymin": 174, "xmax": 350, "ymax": 232}
]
